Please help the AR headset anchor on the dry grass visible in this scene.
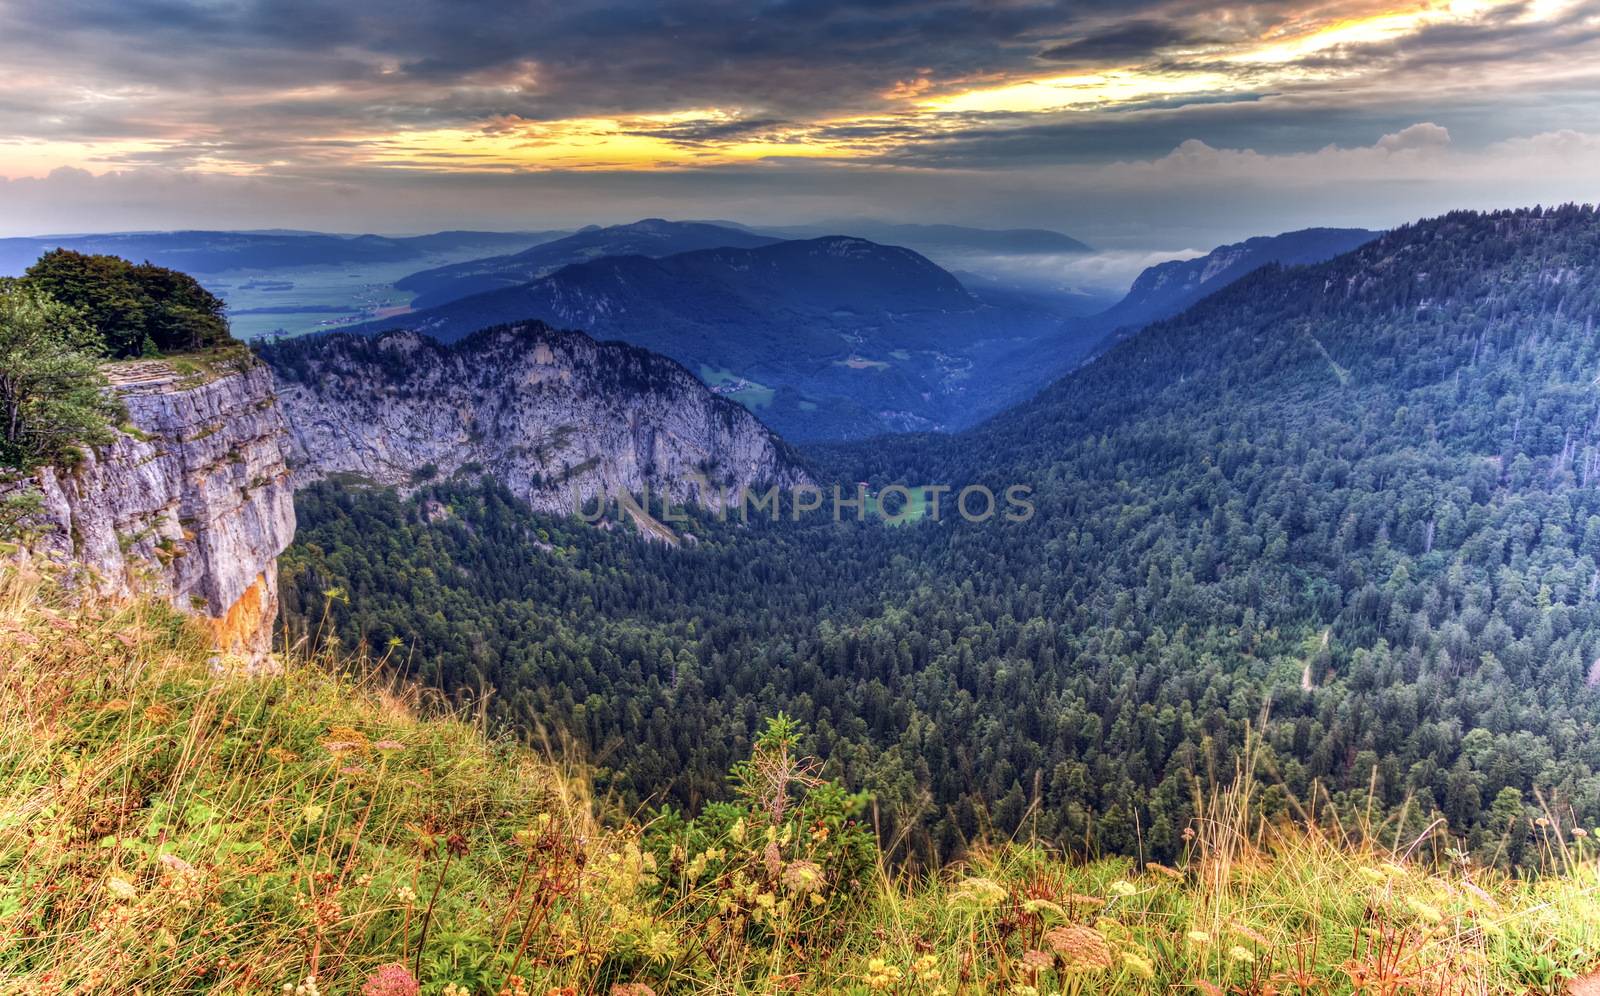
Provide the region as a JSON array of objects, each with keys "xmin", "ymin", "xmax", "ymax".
[{"xmin": 1, "ymin": 567, "xmax": 1598, "ymax": 994}]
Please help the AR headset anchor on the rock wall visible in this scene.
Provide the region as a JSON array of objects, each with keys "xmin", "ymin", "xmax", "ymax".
[
  {"xmin": 265, "ymin": 325, "xmax": 810, "ymax": 525},
  {"xmin": 6, "ymin": 352, "xmax": 295, "ymax": 660}
]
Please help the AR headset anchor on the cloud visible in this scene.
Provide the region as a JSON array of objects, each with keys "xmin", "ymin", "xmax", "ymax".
[
  {"xmin": 3, "ymin": 0, "xmax": 1600, "ymax": 246},
  {"xmin": 1037, "ymin": 19, "xmax": 1218, "ymax": 66},
  {"xmin": 1376, "ymin": 122, "xmax": 1451, "ymax": 152}
]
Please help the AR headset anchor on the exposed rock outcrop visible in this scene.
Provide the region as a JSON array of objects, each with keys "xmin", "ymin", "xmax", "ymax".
[
  {"xmin": 5, "ymin": 351, "xmax": 295, "ymax": 659},
  {"xmin": 263, "ymin": 324, "xmax": 810, "ymax": 523}
]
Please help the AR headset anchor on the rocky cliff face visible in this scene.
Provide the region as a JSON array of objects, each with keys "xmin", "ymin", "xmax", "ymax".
[
  {"xmin": 6, "ymin": 351, "xmax": 295, "ymax": 659},
  {"xmin": 263, "ymin": 325, "xmax": 810, "ymax": 527}
]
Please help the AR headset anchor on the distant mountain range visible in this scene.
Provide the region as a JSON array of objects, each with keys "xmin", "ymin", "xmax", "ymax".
[
  {"xmin": 756, "ymin": 220, "xmax": 1093, "ymax": 256},
  {"xmin": 1085, "ymin": 227, "xmax": 1380, "ymax": 343},
  {"xmin": 1, "ymin": 219, "xmax": 1382, "ymax": 442},
  {"xmin": 394, "ymin": 219, "xmax": 782, "ymax": 309},
  {"xmin": 352, "ymin": 234, "xmax": 1086, "ymax": 440},
  {"xmin": 344, "ymin": 221, "xmax": 1384, "ymax": 440},
  {"xmin": 392, "ymin": 218, "xmax": 1097, "ymax": 312},
  {"xmin": 0, "ymin": 229, "xmax": 557, "ymax": 276}
]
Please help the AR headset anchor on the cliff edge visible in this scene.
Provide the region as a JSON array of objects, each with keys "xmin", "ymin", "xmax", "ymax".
[{"xmin": 4, "ymin": 348, "xmax": 295, "ymax": 659}]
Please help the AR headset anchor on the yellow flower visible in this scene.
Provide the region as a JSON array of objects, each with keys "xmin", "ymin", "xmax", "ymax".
[
  {"xmin": 643, "ymin": 930, "xmax": 677, "ymax": 962},
  {"xmin": 1405, "ymin": 897, "xmax": 1444, "ymax": 924},
  {"xmin": 1108, "ymin": 879, "xmax": 1138, "ymax": 898},
  {"xmin": 1022, "ymin": 898, "xmax": 1066, "ymax": 919},
  {"xmin": 1185, "ymin": 930, "xmax": 1212, "ymax": 946},
  {"xmin": 105, "ymin": 875, "xmax": 138, "ymax": 901},
  {"xmin": 864, "ymin": 957, "xmax": 904, "ymax": 991},
  {"xmin": 950, "ymin": 876, "xmax": 1007, "ymax": 909},
  {"xmin": 1227, "ymin": 945, "xmax": 1255, "ymax": 964},
  {"xmin": 1122, "ymin": 951, "xmax": 1156, "ymax": 980},
  {"xmin": 781, "ymin": 859, "xmax": 825, "ymax": 894}
]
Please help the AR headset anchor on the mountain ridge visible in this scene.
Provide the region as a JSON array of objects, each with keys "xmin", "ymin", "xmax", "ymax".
[
  {"xmin": 259, "ymin": 322, "xmax": 811, "ymax": 529},
  {"xmin": 394, "ymin": 219, "xmax": 782, "ymax": 309}
]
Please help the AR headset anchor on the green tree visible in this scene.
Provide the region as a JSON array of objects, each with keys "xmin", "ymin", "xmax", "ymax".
[
  {"xmin": 0, "ymin": 280, "xmax": 120, "ymax": 468},
  {"xmin": 23, "ymin": 249, "xmax": 229, "ymax": 358}
]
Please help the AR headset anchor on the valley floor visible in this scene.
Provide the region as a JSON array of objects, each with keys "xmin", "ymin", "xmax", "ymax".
[{"xmin": 1, "ymin": 568, "xmax": 1598, "ymax": 995}]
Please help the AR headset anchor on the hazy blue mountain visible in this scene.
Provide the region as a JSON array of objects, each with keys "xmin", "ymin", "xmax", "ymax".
[
  {"xmin": 352, "ymin": 235, "xmax": 1092, "ymax": 440},
  {"xmin": 763, "ymin": 220, "xmax": 1092, "ymax": 255},
  {"xmin": 0, "ymin": 229, "xmax": 558, "ymax": 276},
  {"xmin": 394, "ymin": 219, "xmax": 782, "ymax": 309},
  {"xmin": 1088, "ymin": 227, "xmax": 1380, "ymax": 339}
]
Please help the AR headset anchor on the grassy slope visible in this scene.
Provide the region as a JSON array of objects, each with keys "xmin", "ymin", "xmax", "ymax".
[{"xmin": 1, "ymin": 569, "xmax": 1599, "ymax": 994}]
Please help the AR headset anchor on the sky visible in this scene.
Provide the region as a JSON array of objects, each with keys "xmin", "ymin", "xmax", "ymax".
[{"xmin": 3, "ymin": 0, "xmax": 1600, "ymax": 249}]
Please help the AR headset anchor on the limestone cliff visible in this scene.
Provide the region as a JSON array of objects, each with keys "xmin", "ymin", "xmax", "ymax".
[
  {"xmin": 5, "ymin": 350, "xmax": 295, "ymax": 658},
  {"xmin": 263, "ymin": 324, "xmax": 810, "ymax": 524}
]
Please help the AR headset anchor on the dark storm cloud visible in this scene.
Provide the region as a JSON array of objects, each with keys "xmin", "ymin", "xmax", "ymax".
[
  {"xmin": 1037, "ymin": 19, "xmax": 1217, "ymax": 65},
  {"xmin": 5, "ymin": 0, "xmax": 1600, "ymax": 243},
  {"xmin": 5, "ymin": 0, "xmax": 1136, "ymax": 123}
]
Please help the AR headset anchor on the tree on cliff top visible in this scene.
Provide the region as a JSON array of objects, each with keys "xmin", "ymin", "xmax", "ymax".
[
  {"xmin": 0, "ymin": 279, "xmax": 119, "ymax": 469},
  {"xmin": 23, "ymin": 249, "xmax": 231, "ymax": 359}
]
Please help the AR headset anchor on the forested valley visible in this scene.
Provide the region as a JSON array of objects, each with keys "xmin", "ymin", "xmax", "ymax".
[{"xmin": 284, "ymin": 206, "xmax": 1600, "ymax": 870}]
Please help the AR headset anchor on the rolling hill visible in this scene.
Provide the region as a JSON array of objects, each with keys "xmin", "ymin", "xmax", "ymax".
[
  {"xmin": 393, "ymin": 218, "xmax": 782, "ymax": 309},
  {"xmin": 0, "ymin": 229, "xmax": 556, "ymax": 276}
]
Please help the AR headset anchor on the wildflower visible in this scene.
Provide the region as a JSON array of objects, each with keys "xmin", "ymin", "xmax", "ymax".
[
  {"xmin": 373, "ymin": 739, "xmax": 405, "ymax": 751},
  {"xmin": 301, "ymin": 804, "xmax": 325, "ymax": 824},
  {"xmin": 1020, "ymin": 949, "xmax": 1054, "ymax": 972},
  {"xmin": 643, "ymin": 929, "xmax": 677, "ymax": 962},
  {"xmin": 912, "ymin": 955, "xmax": 942, "ymax": 981},
  {"xmin": 143, "ymin": 703, "xmax": 177, "ymax": 724},
  {"xmin": 105, "ymin": 875, "xmax": 138, "ymax": 901},
  {"xmin": 321, "ymin": 725, "xmax": 370, "ymax": 754},
  {"xmin": 441, "ymin": 987, "xmax": 471, "ymax": 996},
  {"xmin": 1404, "ymin": 897, "xmax": 1444, "ymax": 924},
  {"xmin": 863, "ymin": 957, "xmax": 903, "ymax": 991},
  {"xmin": 950, "ymin": 876, "xmax": 1007, "ymax": 909},
  {"xmin": 1045, "ymin": 925, "xmax": 1113, "ymax": 971},
  {"xmin": 1108, "ymin": 879, "xmax": 1138, "ymax": 898},
  {"xmin": 1227, "ymin": 945, "xmax": 1255, "ymax": 964},
  {"xmin": 1185, "ymin": 930, "xmax": 1212, "ymax": 946},
  {"xmin": 1022, "ymin": 897, "xmax": 1066, "ymax": 919},
  {"xmin": 781, "ymin": 859, "xmax": 825, "ymax": 894},
  {"xmin": 1574, "ymin": 827, "xmax": 1589, "ymax": 838},
  {"xmin": 1230, "ymin": 923, "xmax": 1270, "ymax": 947},
  {"xmin": 1358, "ymin": 867, "xmax": 1387, "ymax": 884},
  {"xmin": 283, "ymin": 976, "xmax": 322, "ymax": 996},
  {"xmin": 395, "ymin": 885, "xmax": 417, "ymax": 905},
  {"xmin": 611, "ymin": 986, "xmax": 658, "ymax": 996},
  {"xmin": 267, "ymin": 747, "xmax": 299, "ymax": 764},
  {"xmin": 1010, "ymin": 986, "xmax": 1039, "ymax": 996},
  {"xmin": 360, "ymin": 964, "xmax": 420, "ymax": 996},
  {"xmin": 1123, "ymin": 951, "xmax": 1157, "ymax": 980}
]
